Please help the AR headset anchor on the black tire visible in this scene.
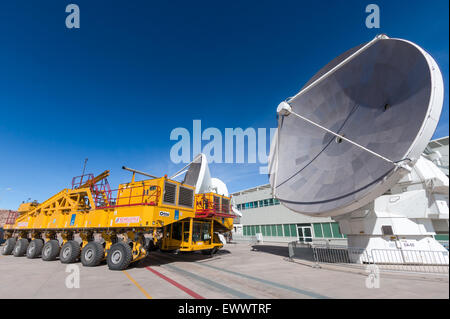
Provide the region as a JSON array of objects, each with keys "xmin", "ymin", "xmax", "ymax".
[
  {"xmin": 145, "ymin": 238, "xmax": 157, "ymax": 252},
  {"xmin": 1, "ymin": 238, "xmax": 16, "ymax": 255},
  {"xmin": 26, "ymin": 239, "xmax": 44, "ymax": 259},
  {"xmin": 201, "ymin": 247, "xmax": 218, "ymax": 256},
  {"xmin": 157, "ymin": 239, "xmax": 163, "ymax": 251},
  {"xmin": 42, "ymin": 239, "xmax": 60, "ymax": 261},
  {"xmin": 107, "ymin": 241, "xmax": 132, "ymax": 270},
  {"xmin": 59, "ymin": 240, "xmax": 81, "ymax": 264},
  {"xmin": 13, "ymin": 238, "xmax": 29, "ymax": 257},
  {"xmin": 81, "ymin": 241, "xmax": 104, "ymax": 267},
  {"xmin": 201, "ymin": 249, "xmax": 212, "ymax": 255}
]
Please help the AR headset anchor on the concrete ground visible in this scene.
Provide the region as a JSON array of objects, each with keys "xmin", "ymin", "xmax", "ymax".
[{"xmin": 0, "ymin": 242, "xmax": 448, "ymax": 299}]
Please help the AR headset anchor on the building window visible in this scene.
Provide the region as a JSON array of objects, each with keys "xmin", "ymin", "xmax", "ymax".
[
  {"xmin": 435, "ymin": 234, "xmax": 449, "ymax": 241},
  {"xmin": 331, "ymin": 222, "xmax": 344, "ymax": 238},
  {"xmin": 313, "ymin": 223, "xmax": 323, "ymax": 238},
  {"xmin": 276, "ymin": 225, "xmax": 283, "ymax": 237},
  {"xmin": 289, "ymin": 224, "xmax": 297, "ymax": 237},
  {"xmin": 236, "ymin": 197, "xmax": 285, "ymax": 210},
  {"xmin": 322, "ymin": 223, "xmax": 332, "ymax": 238},
  {"xmin": 283, "ymin": 224, "xmax": 291, "ymax": 237},
  {"xmin": 311, "ymin": 223, "xmax": 345, "ymax": 239},
  {"xmin": 270, "ymin": 224, "xmax": 277, "ymax": 236}
]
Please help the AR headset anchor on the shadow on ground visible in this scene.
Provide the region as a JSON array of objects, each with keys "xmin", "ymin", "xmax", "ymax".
[
  {"xmin": 134, "ymin": 249, "xmax": 232, "ymax": 268},
  {"xmin": 250, "ymin": 244, "xmax": 315, "ymax": 261},
  {"xmin": 250, "ymin": 244, "xmax": 290, "ymax": 257}
]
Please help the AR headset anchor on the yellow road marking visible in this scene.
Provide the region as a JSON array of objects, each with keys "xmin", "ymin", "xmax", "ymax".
[{"xmin": 122, "ymin": 270, "xmax": 152, "ymax": 299}]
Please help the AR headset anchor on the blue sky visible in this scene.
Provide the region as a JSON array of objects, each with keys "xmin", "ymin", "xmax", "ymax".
[{"xmin": 0, "ymin": 0, "xmax": 448, "ymax": 209}]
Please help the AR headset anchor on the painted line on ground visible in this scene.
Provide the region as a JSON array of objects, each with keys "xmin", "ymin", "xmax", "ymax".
[
  {"xmin": 145, "ymin": 266, "xmax": 205, "ymax": 299},
  {"xmin": 153, "ymin": 251, "xmax": 329, "ymax": 299},
  {"xmin": 150, "ymin": 254, "xmax": 256, "ymax": 298},
  {"xmin": 198, "ymin": 263, "xmax": 330, "ymax": 299},
  {"xmin": 122, "ymin": 270, "xmax": 152, "ymax": 299},
  {"xmin": 163, "ymin": 263, "xmax": 256, "ymax": 299}
]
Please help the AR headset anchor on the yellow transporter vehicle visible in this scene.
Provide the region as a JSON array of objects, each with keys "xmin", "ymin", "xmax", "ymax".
[{"xmin": 1, "ymin": 167, "xmax": 235, "ymax": 270}]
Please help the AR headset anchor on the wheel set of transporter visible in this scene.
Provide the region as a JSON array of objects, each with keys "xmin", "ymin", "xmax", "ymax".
[{"xmin": 2, "ymin": 230, "xmax": 154, "ymax": 270}]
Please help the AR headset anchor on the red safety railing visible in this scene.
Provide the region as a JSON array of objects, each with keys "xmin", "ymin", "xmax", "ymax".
[
  {"xmin": 72, "ymin": 173, "xmax": 95, "ymax": 189},
  {"xmin": 72, "ymin": 173, "xmax": 114, "ymax": 207},
  {"xmin": 94, "ymin": 185, "xmax": 161, "ymax": 209},
  {"xmin": 91, "ymin": 177, "xmax": 112, "ymax": 203},
  {"xmin": 195, "ymin": 200, "xmax": 237, "ymax": 218},
  {"xmin": 5, "ymin": 211, "xmax": 19, "ymax": 225}
]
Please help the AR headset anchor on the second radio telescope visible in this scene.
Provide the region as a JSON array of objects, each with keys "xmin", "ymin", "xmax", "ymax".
[{"xmin": 269, "ymin": 35, "xmax": 444, "ymax": 217}]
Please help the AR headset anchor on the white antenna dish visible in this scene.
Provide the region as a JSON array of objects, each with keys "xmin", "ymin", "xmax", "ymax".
[
  {"xmin": 174, "ymin": 153, "xmax": 213, "ymax": 194},
  {"xmin": 269, "ymin": 35, "xmax": 444, "ymax": 217},
  {"xmin": 172, "ymin": 153, "xmax": 230, "ymax": 197},
  {"xmin": 210, "ymin": 177, "xmax": 229, "ymax": 197},
  {"xmin": 171, "ymin": 154, "xmax": 241, "ymax": 217}
]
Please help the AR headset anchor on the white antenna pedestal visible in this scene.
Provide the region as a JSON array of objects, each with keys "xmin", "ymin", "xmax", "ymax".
[{"xmin": 334, "ymin": 156, "xmax": 449, "ymax": 263}]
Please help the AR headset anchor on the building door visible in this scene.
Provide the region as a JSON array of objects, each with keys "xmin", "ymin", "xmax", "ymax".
[{"xmin": 297, "ymin": 225, "xmax": 313, "ymax": 243}]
